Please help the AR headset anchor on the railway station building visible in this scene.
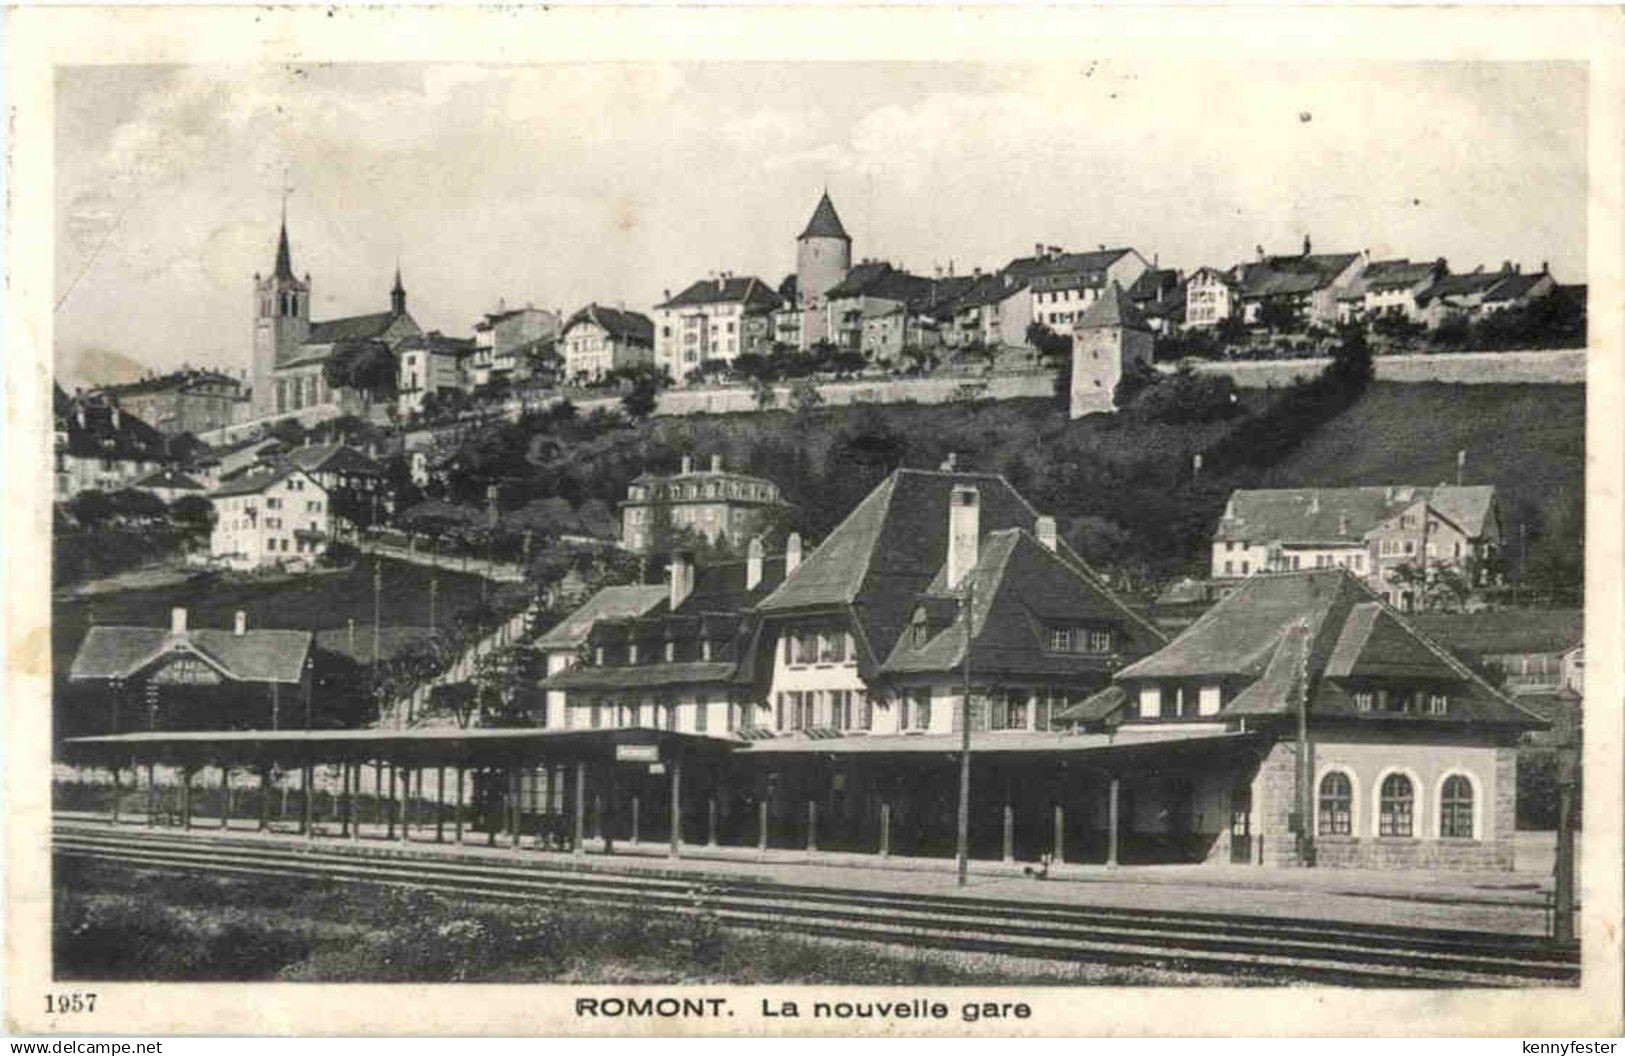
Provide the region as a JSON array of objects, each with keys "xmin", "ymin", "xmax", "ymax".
[{"xmin": 61, "ymin": 468, "xmax": 1545, "ymax": 872}]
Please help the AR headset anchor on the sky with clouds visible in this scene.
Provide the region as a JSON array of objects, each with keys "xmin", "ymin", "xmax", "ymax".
[{"xmin": 54, "ymin": 61, "xmax": 1586, "ymax": 387}]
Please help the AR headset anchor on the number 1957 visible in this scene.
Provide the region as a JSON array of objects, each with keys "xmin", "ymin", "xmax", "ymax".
[{"xmin": 46, "ymin": 993, "xmax": 97, "ymax": 1014}]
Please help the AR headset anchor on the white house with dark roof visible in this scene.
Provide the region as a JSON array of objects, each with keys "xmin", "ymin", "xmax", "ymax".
[
  {"xmin": 652, "ymin": 276, "xmax": 781, "ymax": 379},
  {"xmin": 1006, "ymin": 245, "xmax": 1151, "ymax": 336},
  {"xmin": 1212, "ymin": 485, "xmax": 1502, "ymax": 611},
  {"xmin": 560, "ymin": 303, "xmax": 656, "ymax": 383},
  {"xmin": 1059, "ymin": 569, "xmax": 1545, "ymax": 870},
  {"xmin": 52, "ymin": 386, "xmax": 172, "ymax": 501},
  {"xmin": 208, "ymin": 465, "xmax": 330, "ymax": 570}
]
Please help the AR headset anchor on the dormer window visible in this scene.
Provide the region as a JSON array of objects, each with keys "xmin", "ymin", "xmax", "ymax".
[
  {"xmin": 1354, "ymin": 690, "xmax": 1375, "ymax": 712},
  {"xmin": 1047, "ymin": 625, "xmax": 1114, "ymax": 654},
  {"xmin": 1427, "ymin": 691, "xmax": 1449, "ymax": 716}
]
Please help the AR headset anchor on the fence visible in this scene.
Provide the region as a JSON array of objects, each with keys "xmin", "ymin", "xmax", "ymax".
[{"xmin": 1174, "ymin": 348, "xmax": 1586, "ymax": 389}]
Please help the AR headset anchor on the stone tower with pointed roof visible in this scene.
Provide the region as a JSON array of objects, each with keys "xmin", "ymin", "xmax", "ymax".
[
  {"xmin": 1070, "ymin": 280, "xmax": 1154, "ymax": 418},
  {"xmin": 794, "ymin": 191, "xmax": 852, "ymax": 349},
  {"xmin": 251, "ymin": 219, "xmax": 312, "ymax": 416}
]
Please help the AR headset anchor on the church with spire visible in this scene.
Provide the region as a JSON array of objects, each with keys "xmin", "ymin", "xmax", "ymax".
[{"xmin": 250, "ymin": 216, "xmax": 421, "ymax": 418}]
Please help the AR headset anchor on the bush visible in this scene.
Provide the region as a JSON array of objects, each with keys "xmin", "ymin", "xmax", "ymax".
[
  {"xmin": 1130, "ymin": 367, "xmax": 1240, "ymax": 424},
  {"xmin": 68, "ymin": 489, "xmax": 116, "ymax": 528},
  {"xmin": 320, "ymin": 540, "xmax": 359, "ymax": 567}
]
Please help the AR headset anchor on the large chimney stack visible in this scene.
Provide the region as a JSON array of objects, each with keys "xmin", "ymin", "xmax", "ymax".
[
  {"xmin": 746, "ymin": 536, "xmax": 764, "ymax": 590},
  {"xmin": 668, "ymin": 552, "xmax": 694, "ymax": 611},
  {"xmin": 680, "ymin": 454, "xmax": 693, "ymax": 475},
  {"xmin": 233, "ymin": 610, "xmax": 248, "ymax": 637},
  {"xmin": 785, "ymin": 532, "xmax": 803, "ymax": 575},
  {"xmin": 711, "ymin": 454, "xmax": 722, "ymax": 473},
  {"xmin": 947, "ymin": 485, "xmax": 981, "ymax": 590},
  {"xmin": 1036, "ymin": 515, "xmax": 1057, "ymax": 552},
  {"xmin": 170, "ymin": 607, "xmax": 188, "ymax": 635}
]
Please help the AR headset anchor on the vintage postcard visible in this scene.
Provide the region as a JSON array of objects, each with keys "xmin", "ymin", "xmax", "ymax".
[{"xmin": 5, "ymin": 3, "xmax": 1622, "ymax": 1039}]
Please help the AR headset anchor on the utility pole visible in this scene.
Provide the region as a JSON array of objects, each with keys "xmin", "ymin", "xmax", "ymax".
[
  {"xmin": 372, "ymin": 557, "xmax": 382, "ymax": 685},
  {"xmin": 955, "ymin": 576, "xmax": 975, "ymax": 887},
  {"xmin": 429, "ymin": 578, "xmax": 438, "ymax": 637},
  {"xmin": 1554, "ymin": 748, "xmax": 1578, "ymax": 942},
  {"xmin": 1294, "ymin": 618, "xmax": 1315, "ymax": 868}
]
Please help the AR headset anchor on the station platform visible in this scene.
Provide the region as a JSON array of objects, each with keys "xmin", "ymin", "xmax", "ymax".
[{"xmin": 54, "ymin": 812, "xmax": 1562, "ymax": 937}]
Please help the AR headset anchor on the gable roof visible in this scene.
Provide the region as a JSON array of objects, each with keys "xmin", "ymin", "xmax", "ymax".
[
  {"xmin": 657, "ymin": 276, "xmax": 782, "ymax": 311},
  {"xmin": 1418, "ymin": 269, "xmax": 1510, "ymax": 305},
  {"xmin": 880, "ymin": 528, "xmax": 1164, "ymax": 678},
  {"xmin": 798, "ymin": 192, "xmax": 851, "ymax": 241},
  {"xmin": 1004, "ymin": 247, "xmax": 1133, "ymax": 289},
  {"xmin": 132, "ymin": 467, "xmax": 206, "ymax": 492},
  {"xmin": 69, "ymin": 624, "xmax": 312, "ymax": 684},
  {"xmin": 1237, "ymin": 253, "xmax": 1361, "ymax": 299},
  {"xmin": 1076, "ymin": 281, "xmax": 1150, "ymax": 331},
  {"xmin": 1408, "ymin": 609, "xmax": 1584, "ymax": 657},
  {"xmin": 534, "ymin": 585, "xmax": 670, "ymax": 651},
  {"xmin": 210, "ymin": 464, "xmax": 321, "ymax": 499},
  {"xmin": 756, "ymin": 468, "xmax": 1163, "ymax": 671},
  {"xmin": 98, "ymin": 368, "xmax": 244, "ymax": 399},
  {"xmin": 1482, "ymin": 271, "xmax": 1550, "ymax": 303},
  {"xmin": 398, "ymin": 331, "xmax": 477, "ymax": 356},
  {"xmin": 562, "ymin": 304, "xmax": 655, "ymax": 345},
  {"xmin": 1362, "ymin": 259, "xmax": 1442, "ymax": 292},
  {"xmin": 951, "ymin": 273, "xmax": 1029, "ymax": 312},
  {"xmin": 1113, "ymin": 569, "xmax": 1543, "ymax": 728},
  {"xmin": 284, "ymin": 442, "xmax": 386, "ymax": 479},
  {"xmin": 54, "ymin": 387, "xmax": 171, "ymax": 464},
  {"xmin": 1217, "ymin": 485, "xmax": 1497, "ymax": 544},
  {"xmin": 306, "ymin": 311, "xmax": 405, "ymax": 345}
]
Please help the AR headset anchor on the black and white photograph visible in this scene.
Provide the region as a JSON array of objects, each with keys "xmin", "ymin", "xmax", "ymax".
[{"xmin": 6, "ymin": 3, "xmax": 1622, "ymax": 1039}]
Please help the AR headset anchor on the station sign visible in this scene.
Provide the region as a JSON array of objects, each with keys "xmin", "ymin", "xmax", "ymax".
[{"xmin": 615, "ymin": 744, "xmax": 660, "ymax": 763}]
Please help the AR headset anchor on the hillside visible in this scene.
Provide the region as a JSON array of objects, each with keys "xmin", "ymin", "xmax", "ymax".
[{"xmin": 1258, "ymin": 382, "xmax": 1584, "ymax": 539}]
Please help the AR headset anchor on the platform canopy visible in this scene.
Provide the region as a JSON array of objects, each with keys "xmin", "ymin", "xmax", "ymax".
[
  {"xmin": 728, "ymin": 727, "xmax": 1270, "ymax": 767},
  {"xmin": 60, "ymin": 725, "xmax": 740, "ymax": 769}
]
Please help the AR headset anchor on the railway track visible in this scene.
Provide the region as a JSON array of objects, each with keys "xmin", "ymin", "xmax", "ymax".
[{"xmin": 53, "ymin": 822, "xmax": 1578, "ymax": 988}]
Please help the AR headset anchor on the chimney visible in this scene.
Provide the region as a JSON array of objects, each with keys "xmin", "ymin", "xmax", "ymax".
[
  {"xmin": 680, "ymin": 454, "xmax": 693, "ymax": 475},
  {"xmin": 1034, "ymin": 243, "xmax": 1043, "ymax": 258},
  {"xmin": 940, "ymin": 452, "xmax": 957, "ymax": 472},
  {"xmin": 1303, "ymin": 234, "xmax": 1312, "ymax": 257},
  {"xmin": 947, "ymin": 484, "xmax": 981, "ymax": 590},
  {"xmin": 786, "ymin": 532, "xmax": 803, "ymax": 574},
  {"xmin": 746, "ymin": 536, "xmax": 764, "ymax": 590},
  {"xmin": 170, "ymin": 607, "xmax": 187, "ymax": 635},
  {"xmin": 663, "ymin": 288, "xmax": 671, "ymax": 302},
  {"xmin": 1256, "ymin": 244, "xmax": 1265, "ymax": 262},
  {"xmin": 1036, "ymin": 515, "xmax": 1057, "ymax": 551},
  {"xmin": 233, "ymin": 610, "xmax": 248, "ymax": 637},
  {"xmin": 710, "ymin": 454, "xmax": 722, "ymax": 473},
  {"xmin": 668, "ymin": 552, "xmax": 694, "ymax": 610},
  {"xmin": 1338, "ymin": 513, "xmax": 1350, "ymax": 537}
]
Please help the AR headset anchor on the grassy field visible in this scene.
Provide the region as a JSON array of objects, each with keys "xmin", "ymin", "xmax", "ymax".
[
  {"xmin": 54, "ymin": 857, "xmax": 1275, "ymax": 985},
  {"xmin": 51, "ymin": 557, "xmax": 525, "ymax": 683},
  {"xmin": 1257, "ymin": 382, "xmax": 1584, "ymax": 530}
]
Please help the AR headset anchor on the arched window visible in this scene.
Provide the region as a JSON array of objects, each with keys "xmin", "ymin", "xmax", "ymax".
[
  {"xmin": 1318, "ymin": 772, "xmax": 1352, "ymax": 835},
  {"xmin": 1379, "ymin": 773, "xmax": 1415, "ymax": 837},
  {"xmin": 1440, "ymin": 774, "xmax": 1474, "ymax": 839}
]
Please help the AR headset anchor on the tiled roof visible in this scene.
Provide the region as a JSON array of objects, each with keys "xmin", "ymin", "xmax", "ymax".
[
  {"xmin": 210, "ymin": 464, "xmax": 316, "ymax": 499},
  {"xmin": 1004, "ymin": 248, "xmax": 1132, "ymax": 289},
  {"xmin": 680, "ymin": 554, "xmax": 789, "ymax": 615},
  {"xmin": 951, "ymin": 273, "xmax": 1028, "ymax": 312},
  {"xmin": 99, "ymin": 369, "xmax": 243, "ymax": 398},
  {"xmin": 798, "ymin": 192, "xmax": 851, "ymax": 241},
  {"xmin": 1408, "ymin": 609, "xmax": 1584, "ymax": 657},
  {"xmin": 534, "ymin": 585, "xmax": 670, "ymax": 651},
  {"xmin": 543, "ymin": 660, "xmax": 738, "ymax": 691},
  {"xmin": 54, "ymin": 387, "xmax": 171, "ymax": 463},
  {"xmin": 398, "ymin": 332, "xmax": 476, "ymax": 355},
  {"xmin": 1417, "ymin": 269, "xmax": 1509, "ymax": 305},
  {"xmin": 132, "ymin": 467, "xmax": 206, "ymax": 492},
  {"xmin": 1076, "ymin": 281, "xmax": 1151, "ymax": 331},
  {"xmin": 1237, "ymin": 253, "xmax": 1361, "ymax": 299},
  {"xmin": 879, "ymin": 528, "xmax": 1164, "ymax": 679},
  {"xmin": 1482, "ymin": 272, "xmax": 1550, "ymax": 303},
  {"xmin": 657, "ymin": 277, "xmax": 782, "ymax": 311},
  {"xmin": 1113, "ymin": 569, "xmax": 1544, "ymax": 728},
  {"xmin": 69, "ymin": 625, "xmax": 312, "ymax": 684},
  {"xmin": 756, "ymin": 468, "xmax": 1163, "ymax": 674},
  {"xmin": 562, "ymin": 304, "xmax": 655, "ymax": 345},
  {"xmin": 284, "ymin": 442, "xmax": 386, "ymax": 479},
  {"xmin": 1361, "ymin": 259, "xmax": 1441, "ymax": 292},
  {"xmin": 306, "ymin": 311, "xmax": 404, "ymax": 345},
  {"xmin": 1216, "ymin": 485, "xmax": 1497, "ymax": 544}
]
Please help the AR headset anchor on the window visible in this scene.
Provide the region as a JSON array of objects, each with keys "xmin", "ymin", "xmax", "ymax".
[
  {"xmin": 1089, "ymin": 628, "xmax": 1113, "ymax": 653},
  {"xmin": 1440, "ymin": 775, "xmax": 1473, "ymax": 838},
  {"xmin": 1426, "ymin": 691, "xmax": 1449, "ymax": 716},
  {"xmin": 819, "ymin": 632, "xmax": 847, "ymax": 663},
  {"xmin": 1379, "ymin": 773, "xmax": 1415, "ymax": 837},
  {"xmin": 590, "ymin": 703, "xmax": 603, "ymax": 729},
  {"xmin": 1138, "ymin": 686, "xmax": 1162, "ymax": 719},
  {"xmin": 909, "ymin": 690, "xmax": 932, "ymax": 731},
  {"xmin": 1318, "ymin": 772, "xmax": 1353, "ymax": 835},
  {"xmin": 1049, "ymin": 627, "xmax": 1072, "ymax": 651},
  {"xmin": 1198, "ymin": 685, "xmax": 1222, "ymax": 717},
  {"xmin": 1354, "ymin": 690, "xmax": 1375, "ymax": 712},
  {"xmin": 792, "ymin": 632, "xmax": 820, "ymax": 665}
]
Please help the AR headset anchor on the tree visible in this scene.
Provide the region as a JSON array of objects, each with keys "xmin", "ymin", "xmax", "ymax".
[
  {"xmin": 323, "ymin": 339, "xmax": 398, "ymax": 407},
  {"xmin": 169, "ymin": 495, "xmax": 216, "ymax": 541},
  {"xmin": 109, "ymin": 488, "xmax": 169, "ymax": 521},
  {"xmin": 1112, "ymin": 357, "xmax": 1160, "ymax": 409},
  {"xmin": 425, "ymin": 682, "xmax": 480, "ymax": 728},
  {"xmin": 1026, "ymin": 322, "xmax": 1072, "ymax": 366},
  {"xmin": 472, "ymin": 643, "xmax": 546, "ymax": 726},
  {"xmin": 1255, "ymin": 297, "xmax": 1302, "ymax": 334},
  {"xmin": 68, "ymin": 489, "xmax": 115, "ymax": 528},
  {"xmin": 788, "ymin": 377, "xmax": 824, "ymax": 415},
  {"xmin": 752, "ymin": 378, "xmax": 779, "ymax": 410}
]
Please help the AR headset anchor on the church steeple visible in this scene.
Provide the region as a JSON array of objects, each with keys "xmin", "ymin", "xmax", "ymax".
[
  {"xmin": 274, "ymin": 220, "xmax": 295, "ymax": 281},
  {"xmin": 391, "ymin": 263, "xmax": 406, "ymax": 316}
]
